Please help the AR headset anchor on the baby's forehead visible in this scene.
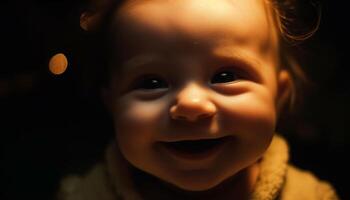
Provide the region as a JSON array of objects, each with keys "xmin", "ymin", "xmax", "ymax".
[
  {"xmin": 115, "ymin": 0, "xmax": 275, "ymax": 42},
  {"xmin": 112, "ymin": 0, "xmax": 279, "ymax": 67}
]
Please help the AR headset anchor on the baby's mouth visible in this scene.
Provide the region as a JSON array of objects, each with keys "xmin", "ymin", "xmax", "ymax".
[{"xmin": 159, "ymin": 136, "xmax": 231, "ymax": 160}]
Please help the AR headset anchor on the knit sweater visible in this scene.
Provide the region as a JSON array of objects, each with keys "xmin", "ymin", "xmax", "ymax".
[{"xmin": 56, "ymin": 135, "xmax": 339, "ymax": 200}]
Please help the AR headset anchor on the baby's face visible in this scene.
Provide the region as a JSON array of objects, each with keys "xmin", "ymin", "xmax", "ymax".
[{"xmin": 107, "ymin": 0, "xmax": 283, "ymax": 191}]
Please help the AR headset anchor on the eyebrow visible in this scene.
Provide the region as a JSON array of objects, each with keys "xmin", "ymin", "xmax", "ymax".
[
  {"xmin": 121, "ymin": 54, "xmax": 163, "ymax": 70},
  {"xmin": 212, "ymin": 47, "xmax": 263, "ymax": 82}
]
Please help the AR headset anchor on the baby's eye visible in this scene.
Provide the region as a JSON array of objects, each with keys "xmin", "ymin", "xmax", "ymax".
[
  {"xmin": 133, "ymin": 75, "xmax": 169, "ymax": 90},
  {"xmin": 211, "ymin": 70, "xmax": 238, "ymax": 84}
]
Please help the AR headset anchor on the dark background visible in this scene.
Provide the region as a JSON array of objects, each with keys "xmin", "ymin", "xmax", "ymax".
[{"xmin": 1, "ymin": 0, "xmax": 349, "ymax": 199}]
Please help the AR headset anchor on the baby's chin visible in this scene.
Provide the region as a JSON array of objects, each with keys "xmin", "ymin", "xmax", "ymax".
[
  {"xmin": 159, "ymin": 163, "xmax": 258, "ymax": 194},
  {"xmin": 160, "ymin": 169, "xmax": 235, "ymax": 192},
  {"xmin": 169, "ymin": 178, "xmax": 221, "ymax": 192}
]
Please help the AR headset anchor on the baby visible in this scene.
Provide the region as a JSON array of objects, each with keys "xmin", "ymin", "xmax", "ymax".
[{"xmin": 57, "ymin": 0, "xmax": 338, "ymax": 199}]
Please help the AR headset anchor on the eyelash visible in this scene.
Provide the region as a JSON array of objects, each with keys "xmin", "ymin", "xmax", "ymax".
[
  {"xmin": 132, "ymin": 68, "xmax": 243, "ymax": 91},
  {"xmin": 132, "ymin": 75, "xmax": 169, "ymax": 90},
  {"xmin": 210, "ymin": 69, "xmax": 240, "ymax": 84}
]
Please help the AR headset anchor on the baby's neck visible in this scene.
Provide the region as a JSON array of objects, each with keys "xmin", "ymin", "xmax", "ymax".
[{"xmin": 130, "ymin": 163, "xmax": 260, "ymax": 200}]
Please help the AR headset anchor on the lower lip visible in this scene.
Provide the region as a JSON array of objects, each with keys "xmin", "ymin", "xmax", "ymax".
[{"xmin": 158, "ymin": 137, "xmax": 231, "ymax": 161}]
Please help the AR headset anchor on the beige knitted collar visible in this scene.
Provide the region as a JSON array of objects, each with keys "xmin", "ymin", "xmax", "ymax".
[
  {"xmin": 105, "ymin": 135, "xmax": 289, "ymax": 200},
  {"xmin": 251, "ymin": 135, "xmax": 289, "ymax": 200}
]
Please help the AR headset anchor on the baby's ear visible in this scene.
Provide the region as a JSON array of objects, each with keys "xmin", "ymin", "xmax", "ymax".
[
  {"xmin": 80, "ymin": 0, "xmax": 114, "ymax": 31},
  {"xmin": 277, "ymin": 70, "xmax": 293, "ymax": 114},
  {"xmin": 80, "ymin": 10, "xmax": 102, "ymax": 31}
]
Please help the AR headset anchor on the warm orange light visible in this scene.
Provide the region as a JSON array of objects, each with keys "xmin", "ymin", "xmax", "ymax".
[{"xmin": 49, "ymin": 53, "xmax": 68, "ymax": 75}]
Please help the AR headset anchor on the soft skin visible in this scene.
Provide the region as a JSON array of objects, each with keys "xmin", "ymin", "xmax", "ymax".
[{"xmin": 103, "ymin": 0, "xmax": 291, "ymax": 197}]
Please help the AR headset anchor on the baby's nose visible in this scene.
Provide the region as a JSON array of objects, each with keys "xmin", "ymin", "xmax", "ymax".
[{"xmin": 170, "ymin": 84, "xmax": 216, "ymax": 122}]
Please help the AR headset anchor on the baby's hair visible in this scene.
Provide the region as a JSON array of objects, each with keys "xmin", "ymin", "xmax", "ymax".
[
  {"xmin": 75, "ymin": 0, "xmax": 320, "ymax": 114},
  {"xmin": 268, "ymin": 0, "xmax": 321, "ymax": 112}
]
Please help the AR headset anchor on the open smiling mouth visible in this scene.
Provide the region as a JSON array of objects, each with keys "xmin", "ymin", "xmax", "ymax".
[{"xmin": 159, "ymin": 136, "xmax": 232, "ymax": 160}]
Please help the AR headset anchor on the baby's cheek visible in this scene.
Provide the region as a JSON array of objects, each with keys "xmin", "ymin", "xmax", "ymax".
[
  {"xmin": 112, "ymin": 98, "xmax": 168, "ymax": 167},
  {"xmin": 219, "ymin": 95, "xmax": 276, "ymax": 168},
  {"xmin": 113, "ymin": 97, "xmax": 168, "ymax": 141},
  {"xmin": 219, "ymin": 91, "xmax": 276, "ymax": 144}
]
